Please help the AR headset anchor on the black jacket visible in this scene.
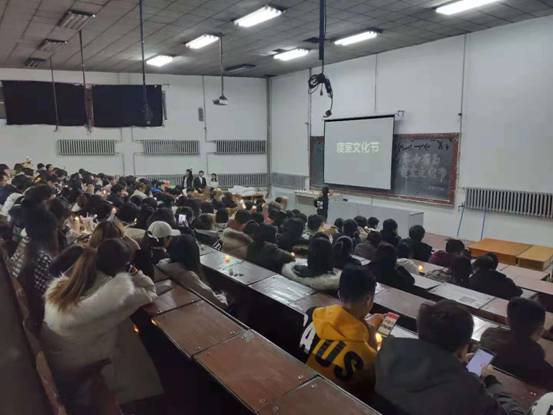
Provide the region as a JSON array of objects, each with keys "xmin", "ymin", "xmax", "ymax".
[
  {"xmin": 376, "ymin": 337, "xmax": 524, "ymax": 415},
  {"xmin": 193, "ymin": 176, "xmax": 207, "ymax": 192},
  {"xmin": 247, "ymin": 242, "xmax": 294, "ymax": 273},
  {"xmin": 107, "ymin": 192, "xmax": 124, "ymax": 208},
  {"xmin": 381, "ymin": 229, "xmax": 400, "ymax": 247},
  {"xmin": 402, "ymin": 238, "xmax": 433, "ymax": 262},
  {"xmin": 480, "ymin": 327, "xmax": 553, "ymax": 390},
  {"xmin": 182, "ymin": 175, "xmax": 194, "ymax": 190},
  {"xmin": 314, "ymin": 195, "xmax": 328, "ymax": 218},
  {"xmin": 469, "ymin": 270, "xmax": 522, "ymax": 300},
  {"xmin": 367, "ymin": 262, "xmax": 415, "ymax": 292}
]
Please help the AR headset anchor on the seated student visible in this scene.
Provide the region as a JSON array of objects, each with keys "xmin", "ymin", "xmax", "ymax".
[
  {"xmin": 221, "ymin": 210, "xmax": 253, "ymax": 259},
  {"xmin": 42, "ymin": 239, "xmax": 163, "ymax": 407},
  {"xmin": 281, "ymin": 237, "xmax": 341, "ymax": 290},
  {"xmin": 380, "ymin": 218, "xmax": 400, "ymax": 247},
  {"xmin": 332, "ymin": 236, "xmax": 360, "ymax": 269},
  {"xmin": 367, "ymin": 216, "xmax": 379, "ymax": 232},
  {"xmin": 304, "ymin": 214, "xmax": 324, "ymax": 239},
  {"xmin": 396, "ymin": 242, "xmax": 419, "ymax": 275},
  {"xmin": 0, "ymin": 174, "xmax": 33, "ymax": 219},
  {"xmin": 247, "ymin": 223, "xmax": 294, "ymax": 273},
  {"xmin": 157, "ymin": 235, "xmax": 227, "ymax": 308},
  {"xmin": 340, "ymin": 219, "xmax": 361, "ymax": 247},
  {"xmin": 402, "ymin": 225, "xmax": 433, "ymax": 262},
  {"xmin": 107, "ymin": 183, "xmax": 126, "ymax": 208},
  {"xmin": 354, "ymin": 215, "xmax": 369, "ymax": 240},
  {"xmin": 427, "ymin": 254, "xmax": 472, "ymax": 287},
  {"xmin": 367, "ymin": 243, "xmax": 415, "ymax": 291},
  {"xmin": 469, "ymin": 255, "xmax": 522, "ymax": 300},
  {"xmin": 131, "ymin": 182, "xmax": 148, "ymax": 200},
  {"xmin": 376, "ymin": 300, "xmax": 524, "ymax": 415},
  {"xmin": 214, "ymin": 208, "xmax": 229, "ymax": 232},
  {"xmin": 116, "ymin": 202, "xmax": 144, "ymax": 242},
  {"xmin": 139, "ymin": 221, "xmax": 180, "ymax": 276},
  {"xmin": 277, "ymin": 217, "xmax": 309, "ymax": 253},
  {"xmin": 480, "ymin": 298, "xmax": 553, "ymax": 390},
  {"xmin": 334, "ymin": 217, "xmax": 344, "ymax": 233},
  {"xmin": 429, "ymin": 238, "xmax": 466, "ymax": 267},
  {"xmin": 353, "ymin": 230, "xmax": 381, "ymax": 261},
  {"xmin": 300, "ymin": 266, "xmax": 383, "ymax": 400}
]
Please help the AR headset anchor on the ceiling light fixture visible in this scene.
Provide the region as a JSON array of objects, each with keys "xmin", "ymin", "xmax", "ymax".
[
  {"xmin": 185, "ymin": 34, "xmax": 219, "ymax": 49},
  {"xmin": 38, "ymin": 39, "xmax": 67, "ymax": 52},
  {"xmin": 146, "ymin": 55, "xmax": 174, "ymax": 67},
  {"xmin": 273, "ymin": 48, "xmax": 309, "ymax": 61},
  {"xmin": 436, "ymin": 0, "xmax": 501, "ymax": 15},
  {"xmin": 334, "ymin": 30, "xmax": 379, "ymax": 46},
  {"xmin": 25, "ymin": 58, "xmax": 47, "ymax": 68},
  {"xmin": 234, "ymin": 5, "xmax": 284, "ymax": 28},
  {"xmin": 225, "ymin": 63, "xmax": 256, "ymax": 73},
  {"xmin": 58, "ymin": 10, "xmax": 95, "ymax": 31}
]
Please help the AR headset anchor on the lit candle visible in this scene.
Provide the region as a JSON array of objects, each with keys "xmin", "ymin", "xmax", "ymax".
[
  {"xmin": 418, "ymin": 264, "xmax": 424, "ymax": 274},
  {"xmin": 375, "ymin": 332, "xmax": 383, "ymax": 350},
  {"xmin": 224, "ymin": 255, "xmax": 231, "ymax": 264},
  {"xmin": 291, "ymin": 252, "xmax": 296, "ymax": 258}
]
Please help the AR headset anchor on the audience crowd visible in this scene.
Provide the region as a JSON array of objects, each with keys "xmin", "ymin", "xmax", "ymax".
[{"xmin": 0, "ymin": 160, "xmax": 551, "ymax": 415}]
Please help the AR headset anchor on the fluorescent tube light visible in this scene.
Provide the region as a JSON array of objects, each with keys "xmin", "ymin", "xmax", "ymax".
[
  {"xmin": 38, "ymin": 39, "xmax": 67, "ymax": 52},
  {"xmin": 335, "ymin": 30, "xmax": 379, "ymax": 46},
  {"xmin": 234, "ymin": 5, "xmax": 283, "ymax": 28},
  {"xmin": 225, "ymin": 64, "xmax": 256, "ymax": 73},
  {"xmin": 436, "ymin": 0, "xmax": 501, "ymax": 15},
  {"xmin": 147, "ymin": 55, "xmax": 174, "ymax": 67},
  {"xmin": 273, "ymin": 48, "xmax": 309, "ymax": 61},
  {"xmin": 185, "ymin": 34, "xmax": 219, "ymax": 49},
  {"xmin": 25, "ymin": 58, "xmax": 46, "ymax": 68},
  {"xmin": 58, "ymin": 10, "xmax": 95, "ymax": 31}
]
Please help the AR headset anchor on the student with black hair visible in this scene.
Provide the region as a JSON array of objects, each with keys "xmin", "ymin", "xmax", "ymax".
[
  {"xmin": 353, "ymin": 230, "xmax": 381, "ymax": 261},
  {"xmin": 182, "ymin": 169, "xmax": 194, "ymax": 191},
  {"xmin": 314, "ymin": 186, "xmax": 329, "ymax": 219},
  {"xmin": 334, "ymin": 217, "xmax": 344, "ymax": 233},
  {"xmin": 221, "ymin": 209, "xmax": 253, "ymax": 259},
  {"xmin": 480, "ymin": 298, "xmax": 553, "ymax": 390},
  {"xmin": 193, "ymin": 170, "xmax": 207, "ymax": 192},
  {"xmin": 396, "ymin": 241, "xmax": 419, "ymax": 274},
  {"xmin": 0, "ymin": 172, "xmax": 11, "ymax": 206},
  {"xmin": 402, "ymin": 224, "xmax": 433, "ymax": 262},
  {"xmin": 469, "ymin": 254, "xmax": 522, "ymax": 300},
  {"xmin": 305, "ymin": 214, "xmax": 324, "ymax": 239},
  {"xmin": 277, "ymin": 217, "xmax": 309, "ymax": 252},
  {"xmin": 428, "ymin": 254, "xmax": 472, "ymax": 287},
  {"xmin": 367, "ymin": 217, "xmax": 379, "ymax": 231},
  {"xmin": 247, "ymin": 223, "xmax": 294, "ymax": 273},
  {"xmin": 332, "ymin": 235, "xmax": 360, "ymax": 269},
  {"xmin": 380, "ymin": 218, "xmax": 400, "ymax": 246},
  {"xmin": 340, "ymin": 219, "xmax": 361, "ymax": 247},
  {"xmin": 1, "ymin": 174, "xmax": 33, "ymax": 218},
  {"xmin": 367, "ymin": 242, "xmax": 415, "ymax": 291},
  {"xmin": 215, "ymin": 209, "xmax": 229, "ymax": 231},
  {"xmin": 300, "ymin": 265, "xmax": 383, "ymax": 400},
  {"xmin": 281, "ymin": 237, "xmax": 340, "ymax": 290},
  {"xmin": 429, "ymin": 238, "xmax": 466, "ymax": 267},
  {"xmin": 376, "ymin": 300, "xmax": 524, "ymax": 415}
]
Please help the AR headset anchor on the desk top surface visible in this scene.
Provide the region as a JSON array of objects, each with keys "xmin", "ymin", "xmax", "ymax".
[
  {"xmin": 153, "ymin": 301, "xmax": 244, "ymax": 358},
  {"xmin": 517, "ymin": 245, "xmax": 553, "ymax": 261},
  {"xmin": 142, "ymin": 285, "xmax": 200, "ymax": 316},
  {"xmin": 200, "ymin": 251, "xmax": 242, "ymax": 270},
  {"xmin": 195, "ymin": 331, "xmax": 316, "ymax": 412},
  {"xmin": 250, "ymin": 275, "xmax": 316, "ymax": 306},
  {"xmin": 469, "ymin": 239, "xmax": 533, "ymax": 256},
  {"xmin": 413, "ymin": 260, "xmax": 445, "ymax": 274},
  {"xmin": 429, "ymin": 283, "xmax": 495, "ymax": 309},
  {"xmin": 218, "ymin": 261, "xmax": 278, "ymax": 286},
  {"xmin": 503, "ymin": 266, "xmax": 549, "ymax": 282},
  {"xmin": 288, "ymin": 292, "xmax": 340, "ymax": 314},
  {"xmin": 375, "ymin": 286, "xmax": 433, "ymax": 320}
]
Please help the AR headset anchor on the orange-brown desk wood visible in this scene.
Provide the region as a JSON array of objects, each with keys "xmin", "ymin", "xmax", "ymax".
[
  {"xmin": 469, "ymin": 239, "xmax": 532, "ymax": 265},
  {"xmin": 481, "ymin": 298, "xmax": 553, "ymax": 331},
  {"xmin": 517, "ymin": 245, "xmax": 553, "ymax": 271},
  {"xmin": 375, "ymin": 286, "xmax": 434, "ymax": 320},
  {"xmin": 142, "ymin": 285, "xmax": 200, "ymax": 317},
  {"xmin": 250, "ymin": 275, "xmax": 316, "ymax": 306},
  {"xmin": 257, "ymin": 377, "xmax": 380, "ymax": 415},
  {"xmin": 494, "ymin": 370, "xmax": 546, "ymax": 410},
  {"xmin": 195, "ymin": 331, "xmax": 316, "ymax": 413},
  {"xmin": 152, "ymin": 301, "xmax": 245, "ymax": 358}
]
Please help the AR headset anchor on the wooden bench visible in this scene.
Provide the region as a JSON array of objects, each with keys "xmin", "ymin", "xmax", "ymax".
[
  {"xmin": 469, "ymin": 238, "xmax": 533, "ymax": 266},
  {"xmin": 516, "ymin": 245, "xmax": 553, "ymax": 271}
]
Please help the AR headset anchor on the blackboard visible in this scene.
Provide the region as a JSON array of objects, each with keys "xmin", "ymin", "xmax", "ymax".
[{"xmin": 391, "ymin": 133, "xmax": 458, "ymax": 203}]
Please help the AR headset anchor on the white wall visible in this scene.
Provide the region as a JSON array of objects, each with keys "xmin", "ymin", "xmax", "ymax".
[
  {"xmin": 0, "ymin": 68, "xmax": 267, "ymax": 179},
  {"xmin": 270, "ymin": 15, "xmax": 553, "ymax": 246}
]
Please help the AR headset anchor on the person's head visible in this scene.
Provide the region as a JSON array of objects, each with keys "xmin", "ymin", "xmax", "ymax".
[
  {"xmin": 215, "ymin": 209, "xmax": 229, "ymax": 224},
  {"xmin": 37, "ymin": 163, "xmax": 45, "ymax": 170},
  {"xmin": 46, "ymin": 163, "xmax": 54, "ymax": 172},
  {"xmin": 507, "ymin": 298, "xmax": 546, "ymax": 340},
  {"xmin": 397, "ymin": 242, "xmax": 412, "ymax": 259},
  {"xmin": 234, "ymin": 209, "xmax": 252, "ymax": 230},
  {"xmin": 409, "ymin": 225, "xmax": 426, "ymax": 242},
  {"xmin": 148, "ymin": 207, "xmax": 177, "ymax": 229},
  {"xmin": 24, "ymin": 206, "xmax": 59, "ymax": 254},
  {"xmin": 186, "ymin": 169, "xmax": 193, "ymax": 177},
  {"xmin": 322, "ymin": 186, "xmax": 329, "ymax": 196},
  {"xmin": 342, "ymin": 219, "xmax": 358, "ymax": 238},
  {"xmin": 0, "ymin": 172, "xmax": 8, "ymax": 187},
  {"xmin": 142, "ymin": 197, "xmax": 158, "ymax": 210},
  {"xmin": 445, "ymin": 239, "xmax": 465, "ymax": 255},
  {"xmin": 382, "ymin": 218, "xmax": 398, "ymax": 234},
  {"xmin": 334, "ymin": 218, "xmax": 344, "ymax": 232},
  {"xmin": 338, "ymin": 265, "xmax": 377, "ymax": 319},
  {"xmin": 211, "ymin": 173, "xmax": 217, "ymax": 181},
  {"xmin": 473, "ymin": 255, "xmax": 495, "ymax": 272},
  {"xmin": 111, "ymin": 183, "xmax": 124, "ymax": 196},
  {"xmin": 199, "ymin": 170, "xmax": 204, "ymax": 178},
  {"xmin": 116, "ymin": 202, "xmax": 139, "ymax": 225},
  {"xmin": 47, "ymin": 198, "xmax": 70, "ymax": 228},
  {"xmin": 24, "ymin": 184, "xmax": 54, "ymax": 206},
  {"xmin": 193, "ymin": 214, "xmax": 215, "ymax": 231},
  {"xmin": 307, "ymin": 215, "xmax": 324, "ymax": 233},
  {"xmin": 366, "ymin": 230, "xmax": 382, "ymax": 248},
  {"xmin": 374, "ymin": 242, "xmax": 397, "ymax": 269},
  {"xmin": 243, "ymin": 220, "xmax": 259, "ymax": 239},
  {"xmin": 354, "ymin": 216, "xmax": 368, "ymax": 229},
  {"xmin": 11, "ymin": 174, "xmax": 33, "ymax": 193},
  {"xmin": 449, "ymin": 255, "xmax": 473, "ymax": 287},
  {"xmin": 251, "ymin": 212, "xmax": 264, "ymax": 224},
  {"xmin": 252, "ymin": 223, "xmax": 277, "ymax": 245},
  {"xmin": 147, "ymin": 221, "xmax": 180, "ymax": 248},
  {"xmin": 418, "ymin": 300, "xmax": 474, "ymax": 360},
  {"xmin": 485, "ymin": 252, "xmax": 499, "ymax": 270},
  {"xmin": 200, "ymin": 202, "xmax": 214, "ymax": 214},
  {"xmin": 168, "ymin": 234, "xmax": 201, "ymax": 274},
  {"xmin": 136, "ymin": 182, "xmax": 147, "ymax": 193},
  {"xmin": 92, "ymin": 200, "xmax": 113, "ymax": 222},
  {"xmin": 332, "ymin": 236, "xmax": 354, "ymax": 269},
  {"xmin": 97, "ymin": 238, "xmax": 132, "ymax": 276},
  {"xmin": 88, "ymin": 221, "xmax": 124, "ymax": 248},
  {"xmin": 307, "ymin": 237, "xmax": 334, "ymax": 275},
  {"xmin": 282, "ymin": 217, "xmax": 305, "ymax": 239}
]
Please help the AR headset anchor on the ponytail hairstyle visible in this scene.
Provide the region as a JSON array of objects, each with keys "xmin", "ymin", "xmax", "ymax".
[
  {"xmin": 332, "ymin": 236, "xmax": 353, "ymax": 269},
  {"xmin": 88, "ymin": 220, "xmax": 124, "ymax": 248},
  {"xmin": 47, "ymin": 246, "xmax": 98, "ymax": 311}
]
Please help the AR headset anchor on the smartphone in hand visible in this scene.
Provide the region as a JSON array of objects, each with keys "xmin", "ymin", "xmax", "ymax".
[
  {"xmin": 467, "ymin": 349, "xmax": 495, "ymax": 377},
  {"xmin": 377, "ymin": 312, "xmax": 400, "ymax": 338}
]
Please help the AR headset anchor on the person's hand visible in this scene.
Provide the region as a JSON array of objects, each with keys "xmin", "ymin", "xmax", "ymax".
[
  {"xmin": 463, "ymin": 353, "xmax": 475, "ymax": 365},
  {"xmin": 366, "ymin": 313, "xmax": 385, "ymax": 329},
  {"xmin": 480, "ymin": 364, "xmax": 494, "ymax": 379}
]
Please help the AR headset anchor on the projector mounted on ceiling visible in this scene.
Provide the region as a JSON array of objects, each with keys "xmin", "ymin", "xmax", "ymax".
[{"xmin": 213, "ymin": 35, "xmax": 229, "ymax": 106}]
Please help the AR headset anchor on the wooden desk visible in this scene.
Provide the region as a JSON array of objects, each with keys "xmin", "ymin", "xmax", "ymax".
[
  {"xmin": 258, "ymin": 377, "xmax": 379, "ymax": 415},
  {"xmin": 250, "ymin": 275, "xmax": 316, "ymax": 306},
  {"xmin": 152, "ymin": 301, "xmax": 245, "ymax": 358},
  {"xmin": 429, "ymin": 283, "xmax": 495, "ymax": 309},
  {"xmin": 469, "ymin": 239, "xmax": 532, "ymax": 265},
  {"xmin": 411, "ymin": 274, "xmax": 441, "ymax": 290},
  {"xmin": 200, "ymin": 251, "xmax": 242, "ymax": 270},
  {"xmin": 288, "ymin": 292, "xmax": 340, "ymax": 314},
  {"xmin": 375, "ymin": 286, "xmax": 433, "ymax": 321},
  {"xmin": 517, "ymin": 245, "xmax": 553, "ymax": 271},
  {"xmin": 142, "ymin": 285, "xmax": 200, "ymax": 317},
  {"xmin": 219, "ymin": 261, "xmax": 277, "ymax": 286},
  {"xmin": 199, "ymin": 244, "xmax": 217, "ymax": 257},
  {"xmin": 503, "ymin": 266, "xmax": 549, "ymax": 283},
  {"xmin": 413, "ymin": 260, "xmax": 445, "ymax": 274},
  {"xmin": 494, "ymin": 370, "xmax": 546, "ymax": 410},
  {"xmin": 195, "ymin": 331, "xmax": 316, "ymax": 413}
]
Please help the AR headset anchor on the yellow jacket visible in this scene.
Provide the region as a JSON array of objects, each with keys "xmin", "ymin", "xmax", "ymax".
[{"xmin": 299, "ymin": 305, "xmax": 377, "ymax": 399}]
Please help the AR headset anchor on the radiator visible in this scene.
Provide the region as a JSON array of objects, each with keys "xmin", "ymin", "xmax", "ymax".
[
  {"xmin": 57, "ymin": 139, "xmax": 116, "ymax": 156},
  {"xmin": 142, "ymin": 140, "xmax": 200, "ymax": 155},
  {"xmin": 465, "ymin": 187, "xmax": 553, "ymax": 219},
  {"xmin": 271, "ymin": 173, "xmax": 307, "ymax": 189},
  {"xmin": 141, "ymin": 173, "xmax": 267, "ymax": 188},
  {"xmin": 215, "ymin": 140, "xmax": 266, "ymax": 154}
]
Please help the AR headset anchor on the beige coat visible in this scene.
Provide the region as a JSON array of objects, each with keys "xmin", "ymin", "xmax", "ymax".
[
  {"xmin": 41, "ymin": 271, "xmax": 163, "ymax": 404},
  {"xmin": 220, "ymin": 228, "xmax": 252, "ymax": 259}
]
